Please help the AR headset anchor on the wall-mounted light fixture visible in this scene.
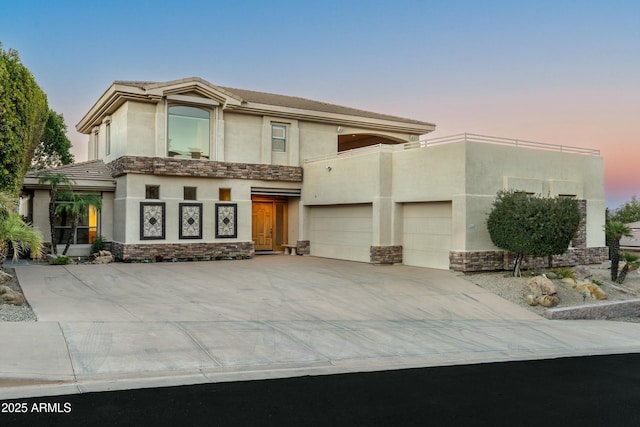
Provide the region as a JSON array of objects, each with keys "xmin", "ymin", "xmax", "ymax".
[
  {"xmin": 326, "ymin": 166, "xmax": 332, "ymax": 172},
  {"xmin": 337, "ymin": 126, "xmax": 343, "ymax": 133}
]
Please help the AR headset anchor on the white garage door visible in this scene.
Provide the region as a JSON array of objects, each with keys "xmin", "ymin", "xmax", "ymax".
[
  {"xmin": 308, "ymin": 204, "xmax": 372, "ymax": 263},
  {"xmin": 402, "ymin": 202, "xmax": 452, "ymax": 269}
]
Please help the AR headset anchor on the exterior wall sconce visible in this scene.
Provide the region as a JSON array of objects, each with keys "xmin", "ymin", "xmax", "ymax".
[
  {"xmin": 337, "ymin": 126, "xmax": 343, "ymax": 133},
  {"xmin": 326, "ymin": 166, "xmax": 332, "ymax": 171}
]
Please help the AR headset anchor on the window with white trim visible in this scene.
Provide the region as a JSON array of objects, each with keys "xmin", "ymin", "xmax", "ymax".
[
  {"xmin": 272, "ymin": 124, "xmax": 286, "ymax": 152},
  {"xmin": 105, "ymin": 122, "xmax": 111, "ymax": 155},
  {"xmin": 93, "ymin": 129, "xmax": 99, "ymax": 160}
]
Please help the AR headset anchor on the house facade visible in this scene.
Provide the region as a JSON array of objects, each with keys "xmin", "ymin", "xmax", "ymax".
[{"xmin": 22, "ymin": 77, "xmax": 608, "ymax": 270}]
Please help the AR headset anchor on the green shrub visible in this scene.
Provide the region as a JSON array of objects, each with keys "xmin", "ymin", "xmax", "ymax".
[
  {"xmin": 50, "ymin": 255, "xmax": 72, "ymax": 265},
  {"xmin": 91, "ymin": 235, "xmax": 106, "ymax": 254}
]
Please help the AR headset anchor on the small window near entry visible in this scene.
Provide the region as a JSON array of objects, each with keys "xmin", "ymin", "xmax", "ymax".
[
  {"xmin": 272, "ymin": 124, "xmax": 286, "ymax": 152},
  {"xmin": 184, "ymin": 187, "xmax": 197, "ymax": 200},
  {"xmin": 219, "ymin": 188, "xmax": 231, "ymax": 201},
  {"xmin": 146, "ymin": 185, "xmax": 160, "ymax": 199}
]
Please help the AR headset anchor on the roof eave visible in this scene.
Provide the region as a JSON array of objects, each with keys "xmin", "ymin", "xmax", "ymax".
[
  {"xmin": 227, "ymin": 102, "xmax": 436, "ymax": 134},
  {"xmin": 76, "ymin": 83, "xmax": 152, "ymax": 134}
]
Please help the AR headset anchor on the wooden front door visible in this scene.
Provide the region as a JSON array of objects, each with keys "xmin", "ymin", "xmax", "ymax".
[
  {"xmin": 252, "ymin": 198, "xmax": 288, "ymax": 252},
  {"xmin": 252, "ymin": 202, "xmax": 273, "ymax": 251}
]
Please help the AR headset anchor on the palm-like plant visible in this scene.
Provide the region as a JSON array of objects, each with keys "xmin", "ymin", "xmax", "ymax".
[
  {"xmin": 0, "ymin": 192, "xmax": 43, "ymax": 264},
  {"xmin": 605, "ymin": 221, "xmax": 633, "ymax": 281},
  {"xmin": 617, "ymin": 252, "xmax": 640, "ymax": 284},
  {"xmin": 38, "ymin": 173, "xmax": 74, "ymax": 255},
  {"xmin": 54, "ymin": 192, "xmax": 102, "ymax": 256}
]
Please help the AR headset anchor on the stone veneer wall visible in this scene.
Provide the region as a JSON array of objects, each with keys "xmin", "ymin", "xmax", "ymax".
[
  {"xmin": 296, "ymin": 240, "xmax": 310, "ymax": 255},
  {"xmin": 107, "ymin": 156, "xmax": 303, "ymax": 181},
  {"xmin": 111, "ymin": 241, "xmax": 254, "ymax": 261},
  {"xmin": 571, "ymin": 200, "xmax": 587, "ymax": 248},
  {"xmin": 450, "ymin": 247, "xmax": 609, "ymax": 272},
  {"xmin": 370, "ymin": 245, "xmax": 403, "ymax": 264}
]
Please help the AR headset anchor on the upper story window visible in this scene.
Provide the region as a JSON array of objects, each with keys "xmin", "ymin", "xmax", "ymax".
[
  {"xmin": 105, "ymin": 122, "xmax": 111, "ymax": 155},
  {"xmin": 92, "ymin": 128, "xmax": 99, "ymax": 160},
  {"xmin": 168, "ymin": 106, "xmax": 210, "ymax": 159},
  {"xmin": 272, "ymin": 124, "xmax": 286, "ymax": 152}
]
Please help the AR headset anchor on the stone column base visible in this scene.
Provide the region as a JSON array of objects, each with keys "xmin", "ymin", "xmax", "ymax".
[
  {"xmin": 296, "ymin": 240, "xmax": 310, "ymax": 255},
  {"xmin": 370, "ymin": 245, "xmax": 402, "ymax": 264}
]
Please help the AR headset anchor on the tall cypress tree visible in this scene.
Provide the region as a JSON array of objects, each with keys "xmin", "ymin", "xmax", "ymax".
[{"xmin": 0, "ymin": 43, "xmax": 49, "ymax": 194}]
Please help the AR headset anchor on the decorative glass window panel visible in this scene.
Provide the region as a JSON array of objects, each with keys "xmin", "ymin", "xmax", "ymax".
[
  {"xmin": 179, "ymin": 203, "xmax": 202, "ymax": 239},
  {"xmin": 216, "ymin": 203, "xmax": 237, "ymax": 238},
  {"xmin": 140, "ymin": 202, "xmax": 165, "ymax": 240},
  {"xmin": 272, "ymin": 124, "xmax": 286, "ymax": 152},
  {"xmin": 168, "ymin": 106, "xmax": 210, "ymax": 159}
]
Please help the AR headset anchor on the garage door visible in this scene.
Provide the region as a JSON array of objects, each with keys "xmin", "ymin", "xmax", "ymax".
[
  {"xmin": 308, "ymin": 204, "xmax": 372, "ymax": 263},
  {"xmin": 402, "ymin": 202, "xmax": 452, "ymax": 269}
]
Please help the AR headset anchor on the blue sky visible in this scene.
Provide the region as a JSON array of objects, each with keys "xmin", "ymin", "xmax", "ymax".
[{"xmin": 2, "ymin": 0, "xmax": 638, "ymax": 208}]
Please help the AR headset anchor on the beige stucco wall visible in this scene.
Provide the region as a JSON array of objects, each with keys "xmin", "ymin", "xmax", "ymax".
[
  {"xmin": 31, "ymin": 189, "xmax": 50, "ymax": 241},
  {"xmin": 28, "ymin": 188, "xmax": 115, "ymax": 256},
  {"xmin": 463, "ymin": 142, "xmax": 605, "ymax": 250},
  {"xmin": 302, "ymin": 140, "xmax": 606, "ymax": 254},
  {"xmin": 115, "ymin": 174, "xmax": 301, "ymax": 245},
  {"xmin": 97, "ymin": 99, "xmax": 422, "ymax": 171}
]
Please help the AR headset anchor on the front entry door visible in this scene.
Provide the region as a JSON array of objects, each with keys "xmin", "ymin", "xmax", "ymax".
[
  {"xmin": 252, "ymin": 198, "xmax": 288, "ymax": 252},
  {"xmin": 252, "ymin": 202, "xmax": 273, "ymax": 251}
]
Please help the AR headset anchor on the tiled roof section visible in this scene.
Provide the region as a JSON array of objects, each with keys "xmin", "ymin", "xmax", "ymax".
[
  {"xmin": 112, "ymin": 79, "xmax": 433, "ymax": 126},
  {"xmin": 26, "ymin": 160, "xmax": 114, "ymax": 182},
  {"xmin": 217, "ymin": 86, "xmax": 434, "ymax": 126}
]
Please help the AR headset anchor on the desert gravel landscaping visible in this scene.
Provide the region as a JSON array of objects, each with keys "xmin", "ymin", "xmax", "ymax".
[{"xmin": 462, "ymin": 263, "xmax": 640, "ymax": 322}]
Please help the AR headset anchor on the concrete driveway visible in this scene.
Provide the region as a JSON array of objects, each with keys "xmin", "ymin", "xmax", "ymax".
[{"xmin": 4, "ymin": 255, "xmax": 640, "ymax": 399}]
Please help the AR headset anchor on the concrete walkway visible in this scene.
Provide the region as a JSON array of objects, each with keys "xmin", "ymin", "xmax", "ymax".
[{"xmin": 2, "ymin": 256, "xmax": 640, "ymax": 399}]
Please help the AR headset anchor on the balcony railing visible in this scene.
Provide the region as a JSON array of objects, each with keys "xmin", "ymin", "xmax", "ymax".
[{"xmin": 304, "ymin": 132, "xmax": 600, "ymax": 163}]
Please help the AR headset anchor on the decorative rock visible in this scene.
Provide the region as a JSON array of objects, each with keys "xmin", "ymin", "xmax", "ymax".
[
  {"xmin": 572, "ymin": 265, "xmax": 593, "ymax": 280},
  {"xmin": 574, "ymin": 280, "xmax": 607, "ymax": 300},
  {"xmin": 527, "ymin": 275, "xmax": 557, "ymax": 296},
  {"xmin": 599, "ymin": 260, "xmax": 612, "ymax": 270},
  {"xmin": 0, "ymin": 285, "xmax": 25, "ymax": 306},
  {"xmin": 537, "ymin": 294, "xmax": 560, "ymax": 307},
  {"xmin": 525, "ymin": 294, "xmax": 560, "ymax": 307},
  {"xmin": 0, "ymin": 270, "xmax": 13, "ymax": 284},
  {"xmin": 92, "ymin": 252, "xmax": 113, "ymax": 264}
]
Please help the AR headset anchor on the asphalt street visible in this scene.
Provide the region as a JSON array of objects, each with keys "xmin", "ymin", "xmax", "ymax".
[{"xmin": 3, "ymin": 353, "xmax": 640, "ymax": 427}]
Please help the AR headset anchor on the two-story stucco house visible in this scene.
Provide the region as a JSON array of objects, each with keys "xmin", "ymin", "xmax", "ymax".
[{"xmin": 21, "ymin": 77, "xmax": 608, "ymax": 271}]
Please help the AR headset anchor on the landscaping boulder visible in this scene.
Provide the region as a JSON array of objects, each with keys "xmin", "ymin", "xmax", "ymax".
[
  {"xmin": 560, "ymin": 277, "xmax": 607, "ymax": 300},
  {"xmin": 526, "ymin": 294, "xmax": 560, "ymax": 307},
  {"xmin": 525, "ymin": 275, "xmax": 559, "ymax": 307},
  {"xmin": 0, "ymin": 270, "xmax": 13, "ymax": 284},
  {"xmin": 0, "ymin": 285, "xmax": 25, "ymax": 305},
  {"xmin": 526, "ymin": 275, "xmax": 557, "ymax": 296},
  {"xmin": 92, "ymin": 250, "xmax": 113, "ymax": 264},
  {"xmin": 572, "ymin": 265, "xmax": 593, "ymax": 280}
]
